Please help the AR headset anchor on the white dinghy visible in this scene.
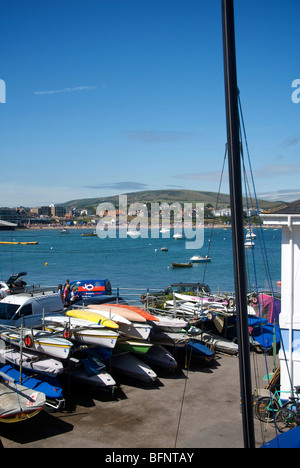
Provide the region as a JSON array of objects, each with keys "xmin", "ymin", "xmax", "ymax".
[
  {"xmin": 0, "ymin": 327, "xmax": 72, "ymax": 360},
  {"xmin": 44, "ymin": 316, "xmax": 119, "ymax": 349}
]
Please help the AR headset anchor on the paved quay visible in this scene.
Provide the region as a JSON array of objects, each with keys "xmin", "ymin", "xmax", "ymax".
[{"xmin": 0, "ymin": 352, "xmax": 277, "ymax": 449}]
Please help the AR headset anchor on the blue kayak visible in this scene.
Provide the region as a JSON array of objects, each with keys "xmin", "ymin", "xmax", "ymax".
[{"xmin": 175, "ymin": 340, "xmax": 214, "ymax": 363}]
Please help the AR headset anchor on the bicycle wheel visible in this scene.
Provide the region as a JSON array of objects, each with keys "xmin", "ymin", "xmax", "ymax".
[
  {"xmin": 255, "ymin": 396, "xmax": 280, "ymax": 423},
  {"xmin": 275, "ymin": 405, "xmax": 299, "ymax": 433}
]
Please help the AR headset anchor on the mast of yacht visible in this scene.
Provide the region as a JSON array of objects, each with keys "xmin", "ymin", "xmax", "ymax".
[{"xmin": 221, "ymin": 0, "xmax": 255, "ymax": 448}]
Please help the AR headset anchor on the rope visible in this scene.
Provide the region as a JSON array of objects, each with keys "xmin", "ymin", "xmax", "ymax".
[{"xmin": 202, "ymin": 144, "xmax": 228, "ymax": 284}]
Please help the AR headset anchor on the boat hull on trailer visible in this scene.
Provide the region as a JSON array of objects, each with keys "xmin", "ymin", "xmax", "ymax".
[{"xmin": 0, "ymin": 328, "xmax": 72, "ymax": 360}]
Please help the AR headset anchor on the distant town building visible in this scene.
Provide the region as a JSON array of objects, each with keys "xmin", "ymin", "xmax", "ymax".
[
  {"xmin": 0, "ymin": 207, "xmax": 27, "ymax": 226},
  {"xmin": 212, "ymin": 208, "xmax": 231, "ymax": 217}
]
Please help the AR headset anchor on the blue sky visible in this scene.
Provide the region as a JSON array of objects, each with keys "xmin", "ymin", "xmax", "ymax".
[{"xmin": 1, "ymin": 0, "xmax": 300, "ymax": 207}]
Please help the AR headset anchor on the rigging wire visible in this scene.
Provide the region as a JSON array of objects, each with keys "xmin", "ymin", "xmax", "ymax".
[
  {"xmin": 202, "ymin": 144, "xmax": 228, "ymax": 284},
  {"xmin": 238, "ymin": 95, "xmax": 294, "ymax": 444}
]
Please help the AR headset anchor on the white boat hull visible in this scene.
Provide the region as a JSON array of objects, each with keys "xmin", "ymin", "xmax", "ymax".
[
  {"xmin": 44, "ymin": 317, "xmax": 119, "ymax": 349},
  {"xmin": 0, "ymin": 328, "xmax": 72, "ymax": 360},
  {"xmin": 85, "ymin": 307, "xmax": 152, "ymax": 340}
]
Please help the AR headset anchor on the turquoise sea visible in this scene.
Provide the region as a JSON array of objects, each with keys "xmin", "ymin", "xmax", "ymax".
[{"xmin": 0, "ymin": 226, "xmax": 282, "ymax": 298}]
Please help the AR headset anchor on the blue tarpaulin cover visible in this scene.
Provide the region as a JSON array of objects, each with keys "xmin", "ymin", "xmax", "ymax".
[{"xmin": 261, "ymin": 426, "xmax": 300, "ymax": 448}]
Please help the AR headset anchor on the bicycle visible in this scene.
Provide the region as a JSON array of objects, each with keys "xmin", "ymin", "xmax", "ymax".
[
  {"xmin": 275, "ymin": 386, "xmax": 300, "ymax": 433},
  {"xmin": 255, "ymin": 386, "xmax": 300, "ymax": 424}
]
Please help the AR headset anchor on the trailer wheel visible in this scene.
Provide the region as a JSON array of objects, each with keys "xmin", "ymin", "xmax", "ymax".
[{"xmin": 24, "ymin": 334, "xmax": 34, "ymax": 348}]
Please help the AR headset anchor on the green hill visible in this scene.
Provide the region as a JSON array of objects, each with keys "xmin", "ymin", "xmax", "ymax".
[{"xmin": 59, "ymin": 189, "xmax": 285, "ymax": 211}]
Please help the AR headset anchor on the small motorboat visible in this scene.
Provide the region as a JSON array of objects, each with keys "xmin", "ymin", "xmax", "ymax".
[
  {"xmin": 127, "ymin": 230, "xmax": 140, "ymax": 238},
  {"xmin": 173, "ymin": 233, "xmax": 185, "ymax": 240},
  {"xmin": 160, "ymin": 247, "xmax": 168, "ymax": 251},
  {"xmin": 82, "ymin": 231, "xmax": 97, "ymax": 236},
  {"xmin": 245, "ymin": 230, "xmax": 256, "ymax": 239},
  {"xmin": 171, "ymin": 262, "xmax": 192, "ymax": 268},
  {"xmin": 244, "ymin": 240, "xmax": 255, "ymax": 248},
  {"xmin": 190, "ymin": 255, "xmax": 211, "ymax": 263}
]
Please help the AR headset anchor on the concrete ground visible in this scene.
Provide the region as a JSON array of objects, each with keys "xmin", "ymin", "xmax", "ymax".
[{"xmin": 0, "ymin": 351, "xmax": 278, "ymax": 449}]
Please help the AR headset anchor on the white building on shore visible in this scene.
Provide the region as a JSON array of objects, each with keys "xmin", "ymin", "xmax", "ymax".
[{"xmin": 263, "ymin": 200, "xmax": 300, "ymax": 396}]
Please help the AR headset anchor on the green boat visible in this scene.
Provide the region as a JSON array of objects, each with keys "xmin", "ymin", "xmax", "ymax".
[{"xmin": 116, "ymin": 340, "xmax": 153, "ymax": 355}]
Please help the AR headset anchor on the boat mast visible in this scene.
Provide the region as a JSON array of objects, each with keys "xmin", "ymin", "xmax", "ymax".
[{"xmin": 221, "ymin": 0, "xmax": 255, "ymax": 448}]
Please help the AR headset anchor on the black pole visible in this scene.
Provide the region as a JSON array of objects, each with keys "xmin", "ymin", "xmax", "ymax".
[{"xmin": 221, "ymin": 0, "xmax": 255, "ymax": 448}]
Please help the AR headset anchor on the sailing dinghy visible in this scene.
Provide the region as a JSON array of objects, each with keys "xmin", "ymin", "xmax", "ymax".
[
  {"xmin": 44, "ymin": 315, "xmax": 119, "ymax": 349},
  {"xmin": 0, "ymin": 348, "xmax": 64, "ymax": 376},
  {"xmin": 0, "ymin": 327, "xmax": 73, "ymax": 360},
  {"xmin": 0, "ymin": 370, "xmax": 45, "ymax": 423},
  {"xmin": 110, "ymin": 352, "xmax": 157, "ymax": 384},
  {"xmin": 63, "ymin": 355, "xmax": 116, "ymax": 389},
  {"xmin": 0, "ymin": 364, "xmax": 64, "ymax": 411}
]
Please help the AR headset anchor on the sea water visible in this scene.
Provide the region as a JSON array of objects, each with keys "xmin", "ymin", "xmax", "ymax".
[{"xmin": 0, "ymin": 226, "xmax": 281, "ymax": 298}]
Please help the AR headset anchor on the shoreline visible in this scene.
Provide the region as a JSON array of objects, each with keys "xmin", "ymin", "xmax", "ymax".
[{"xmin": 16, "ymin": 223, "xmax": 280, "ymax": 231}]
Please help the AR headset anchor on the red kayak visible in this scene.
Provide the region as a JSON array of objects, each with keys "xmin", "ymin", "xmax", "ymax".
[{"xmin": 112, "ymin": 304, "xmax": 160, "ymax": 321}]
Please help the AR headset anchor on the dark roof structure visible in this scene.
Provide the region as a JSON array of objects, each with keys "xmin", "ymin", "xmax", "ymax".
[{"xmin": 275, "ymin": 200, "xmax": 300, "ymax": 215}]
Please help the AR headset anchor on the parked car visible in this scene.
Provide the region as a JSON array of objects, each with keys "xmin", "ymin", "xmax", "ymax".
[{"xmin": 0, "ymin": 272, "xmax": 28, "ymax": 298}]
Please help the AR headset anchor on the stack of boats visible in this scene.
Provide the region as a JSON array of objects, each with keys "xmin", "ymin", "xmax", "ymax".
[
  {"xmin": 158, "ymin": 289, "xmax": 280, "ymax": 354},
  {"xmin": 0, "ymin": 283, "xmax": 279, "ymax": 423},
  {"xmin": 0, "ymin": 296, "xmax": 223, "ymax": 423}
]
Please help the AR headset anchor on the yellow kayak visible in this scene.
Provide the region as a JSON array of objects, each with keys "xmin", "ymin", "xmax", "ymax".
[{"xmin": 66, "ymin": 309, "xmax": 119, "ymax": 330}]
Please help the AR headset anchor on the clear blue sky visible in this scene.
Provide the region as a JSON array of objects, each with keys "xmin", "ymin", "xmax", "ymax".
[{"xmin": 1, "ymin": 0, "xmax": 300, "ymax": 207}]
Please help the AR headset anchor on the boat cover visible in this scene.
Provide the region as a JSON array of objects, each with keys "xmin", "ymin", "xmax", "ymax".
[
  {"xmin": 0, "ymin": 348, "xmax": 63, "ymax": 376},
  {"xmin": 0, "ymin": 364, "xmax": 64, "ymax": 399},
  {"xmin": 261, "ymin": 426, "xmax": 300, "ymax": 448}
]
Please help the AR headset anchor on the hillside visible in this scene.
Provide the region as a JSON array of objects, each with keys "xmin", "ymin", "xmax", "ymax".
[{"xmin": 59, "ymin": 189, "xmax": 286, "ymax": 211}]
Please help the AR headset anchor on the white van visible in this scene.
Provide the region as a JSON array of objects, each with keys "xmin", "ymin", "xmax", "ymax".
[{"xmin": 0, "ymin": 291, "xmax": 64, "ymax": 328}]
